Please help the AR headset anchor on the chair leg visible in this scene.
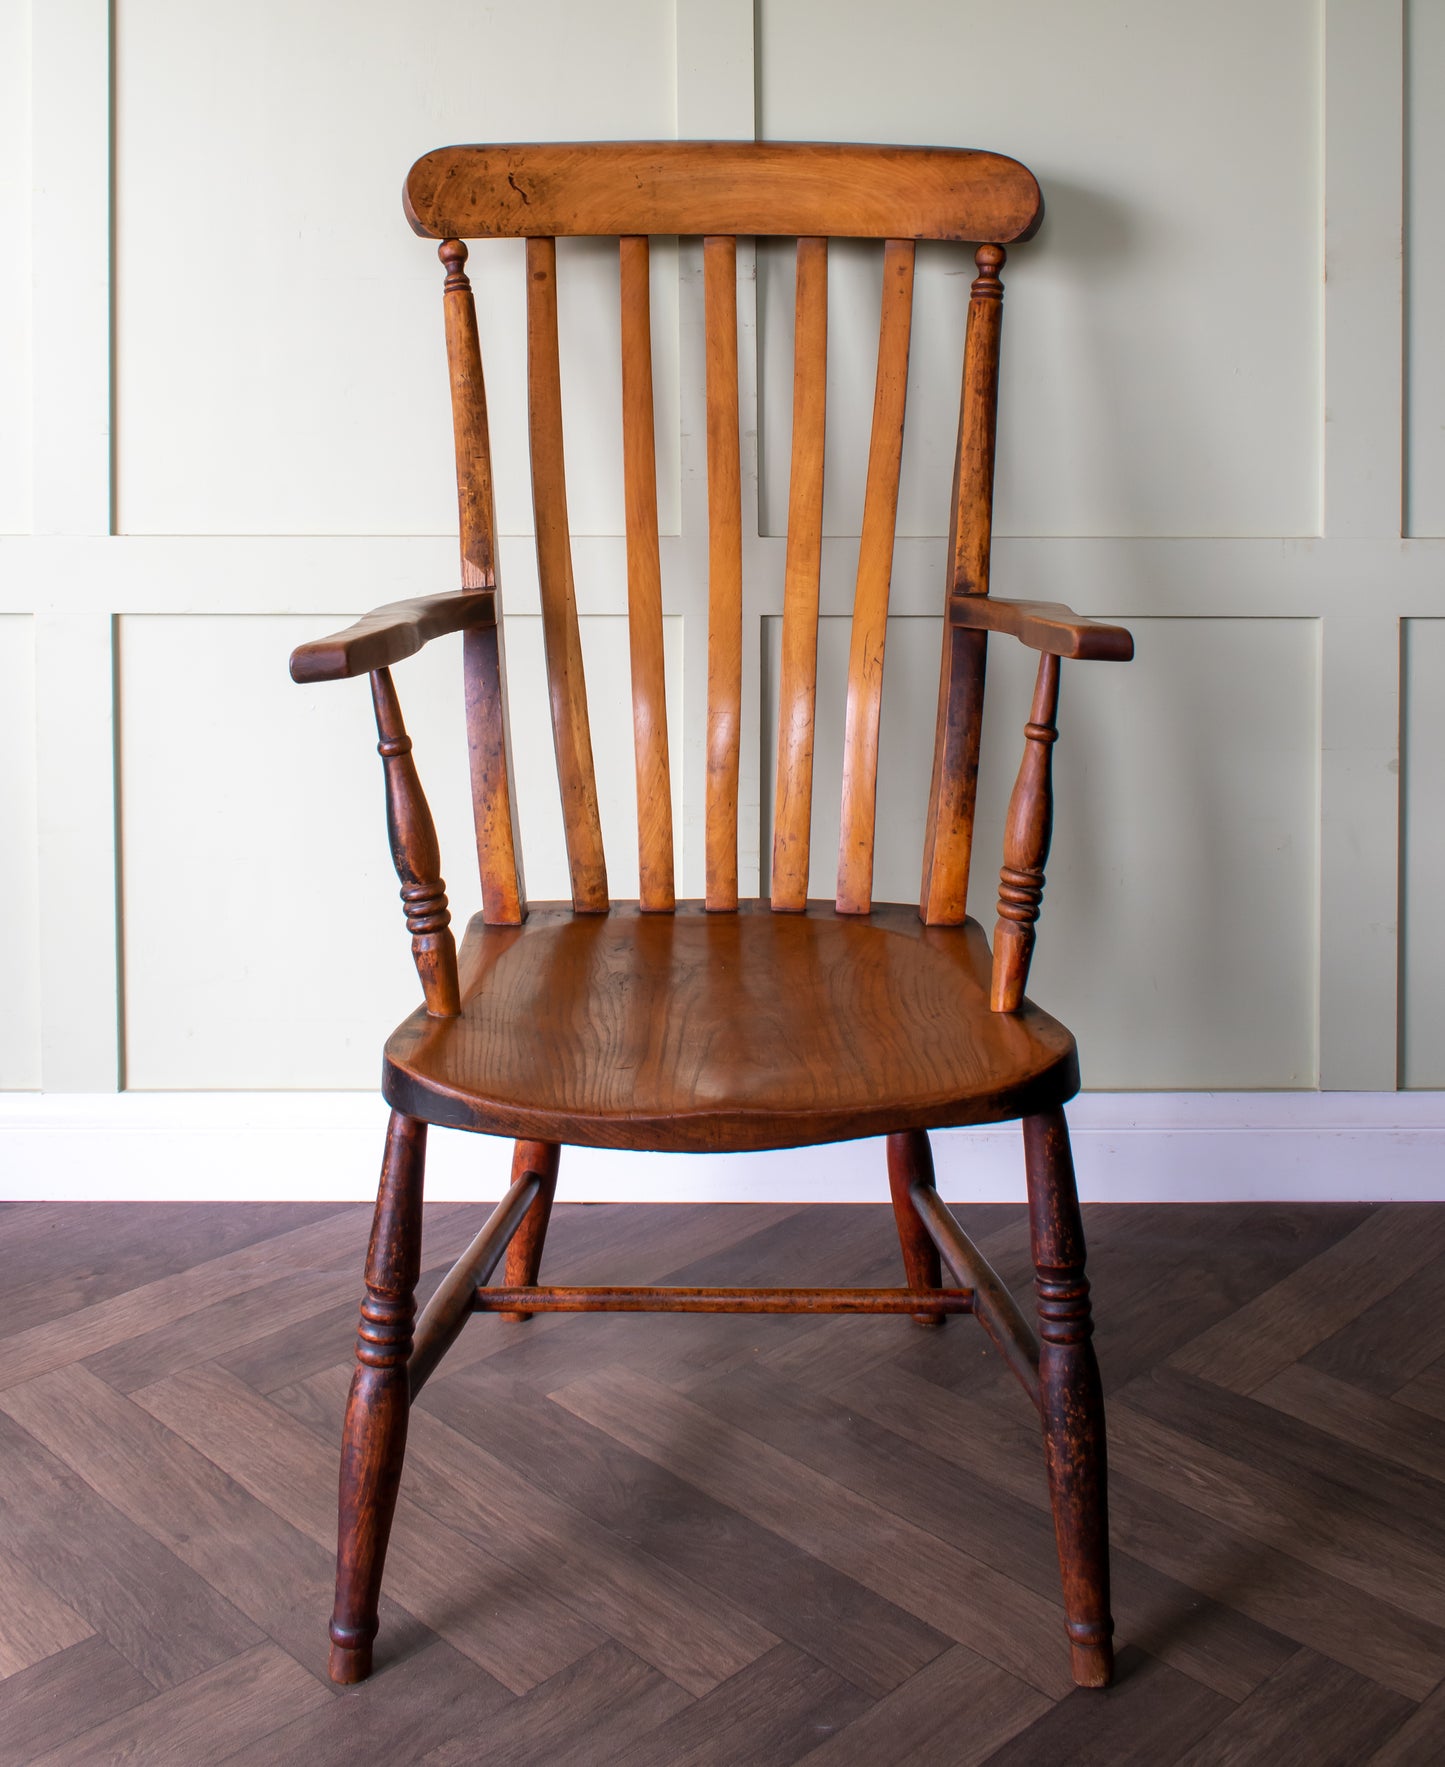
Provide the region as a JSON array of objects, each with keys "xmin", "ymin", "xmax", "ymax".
[
  {"xmin": 886, "ymin": 1130, "xmax": 946, "ymax": 1327},
  {"xmin": 498, "ymin": 1140, "xmax": 561, "ymax": 1322},
  {"xmin": 329, "ymin": 1109, "xmax": 427, "ymax": 1685},
  {"xmin": 1022, "ymin": 1106, "xmax": 1114, "ymax": 1689}
]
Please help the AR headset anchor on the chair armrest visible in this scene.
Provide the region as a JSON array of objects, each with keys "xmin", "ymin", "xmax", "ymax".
[
  {"xmin": 949, "ymin": 593, "xmax": 1133, "ymax": 662},
  {"xmin": 289, "ymin": 589, "xmax": 496, "ymax": 683}
]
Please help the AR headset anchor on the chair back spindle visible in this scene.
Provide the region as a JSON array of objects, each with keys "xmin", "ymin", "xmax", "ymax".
[
  {"xmin": 704, "ymin": 235, "xmax": 744, "ymax": 910},
  {"xmin": 439, "ymin": 240, "xmax": 526, "ymax": 925},
  {"xmin": 525, "ymin": 236, "xmax": 609, "ymax": 912},
  {"xmin": 836, "ymin": 237, "xmax": 917, "ymax": 915},
  {"xmin": 619, "ymin": 235, "xmax": 676, "ymax": 910},
  {"xmin": 920, "ymin": 244, "xmax": 1007, "ymax": 925},
  {"xmin": 769, "ymin": 236, "xmax": 829, "ymax": 912}
]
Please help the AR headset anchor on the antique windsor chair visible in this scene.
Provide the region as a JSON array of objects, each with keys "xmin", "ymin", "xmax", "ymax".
[{"xmin": 290, "ymin": 141, "xmax": 1133, "ymax": 1693}]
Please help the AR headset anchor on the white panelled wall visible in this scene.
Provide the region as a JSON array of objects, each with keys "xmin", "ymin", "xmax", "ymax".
[{"xmin": 3, "ymin": 0, "xmax": 1443, "ymax": 1201}]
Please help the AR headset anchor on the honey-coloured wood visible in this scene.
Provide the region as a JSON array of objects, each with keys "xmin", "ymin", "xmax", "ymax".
[
  {"xmin": 405, "ymin": 142, "xmax": 1043, "ymax": 245},
  {"xmin": 704, "ymin": 234, "xmax": 743, "ymax": 911},
  {"xmin": 438, "ymin": 238, "xmax": 527, "ymax": 926},
  {"xmin": 369, "ymin": 669, "xmax": 460, "ymax": 1018},
  {"xmin": 619, "ymin": 234, "xmax": 675, "ymax": 912},
  {"xmin": 837, "ymin": 238, "xmax": 916, "ymax": 916},
  {"xmin": 919, "ymin": 243, "xmax": 1006, "ymax": 926},
  {"xmin": 290, "ymin": 138, "xmax": 1138, "ymax": 1701},
  {"xmin": 526, "ymin": 235, "xmax": 608, "ymax": 913},
  {"xmin": 992, "ymin": 653, "xmax": 1061, "ymax": 1013},
  {"xmin": 771, "ymin": 237, "xmax": 828, "ymax": 912}
]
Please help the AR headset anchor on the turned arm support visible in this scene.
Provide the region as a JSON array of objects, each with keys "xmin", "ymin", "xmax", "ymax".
[
  {"xmin": 991, "ymin": 652, "xmax": 1060, "ymax": 1013},
  {"xmin": 289, "ymin": 589, "xmax": 496, "ymax": 683},
  {"xmin": 371, "ymin": 668, "xmax": 460, "ymax": 1017},
  {"xmin": 949, "ymin": 593, "xmax": 1132, "ymax": 662}
]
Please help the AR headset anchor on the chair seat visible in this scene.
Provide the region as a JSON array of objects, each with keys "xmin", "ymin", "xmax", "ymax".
[{"xmin": 383, "ymin": 901, "xmax": 1079, "ymax": 1153}]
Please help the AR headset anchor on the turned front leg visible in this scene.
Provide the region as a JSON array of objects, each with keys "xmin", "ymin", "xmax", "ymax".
[
  {"xmin": 1022, "ymin": 1106, "xmax": 1113, "ymax": 1689},
  {"xmin": 330, "ymin": 1111, "xmax": 427, "ymax": 1684}
]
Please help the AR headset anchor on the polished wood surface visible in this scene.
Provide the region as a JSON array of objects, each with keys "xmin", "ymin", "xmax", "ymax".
[
  {"xmin": 525, "ymin": 235, "xmax": 608, "ymax": 913},
  {"xmin": 992, "ymin": 653, "xmax": 1061, "ymax": 1013},
  {"xmin": 383, "ymin": 903, "xmax": 1079, "ymax": 1154},
  {"xmin": 837, "ymin": 237, "xmax": 916, "ymax": 917},
  {"xmin": 369, "ymin": 670, "xmax": 459, "ymax": 1019},
  {"xmin": 769, "ymin": 236, "xmax": 829, "ymax": 912},
  {"xmin": 283, "ymin": 138, "xmax": 1144, "ymax": 1700},
  {"xmin": 703, "ymin": 234, "xmax": 743, "ymax": 911},
  {"xmin": 289, "ymin": 590, "xmax": 495, "ymax": 684},
  {"xmin": 949, "ymin": 592, "xmax": 1135, "ymax": 661},
  {"xmin": 472, "ymin": 1286, "xmax": 975, "ymax": 1316},
  {"xmin": 404, "ymin": 141, "xmax": 1043, "ymax": 244},
  {"xmin": 619, "ymin": 234, "xmax": 675, "ymax": 913},
  {"xmin": 5, "ymin": 1198, "xmax": 1443, "ymax": 1762}
]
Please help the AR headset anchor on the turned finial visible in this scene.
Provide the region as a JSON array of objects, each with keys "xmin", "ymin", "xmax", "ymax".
[
  {"xmin": 439, "ymin": 238, "xmax": 471, "ymax": 291},
  {"xmin": 972, "ymin": 243, "xmax": 1006, "ymax": 299}
]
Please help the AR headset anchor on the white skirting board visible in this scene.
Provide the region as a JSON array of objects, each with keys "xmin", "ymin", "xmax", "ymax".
[{"xmin": 2, "ymin": 1091, "xmax": 1444, "ymax": 1203}]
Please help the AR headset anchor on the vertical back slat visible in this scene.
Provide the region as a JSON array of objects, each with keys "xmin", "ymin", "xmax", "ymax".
[
  {"xmin": 619, "ymin": 235, "xmax": 675, "ymax": 911},
  {"xmin": 439, "ymin": 240, "xmax": 525, "ymax": 925},
  {"xmin": 703, "ymin": 235, "xmax": 744, "ymax": 910},
  {"xmin": 769, "ymin": 236, "xmax": 829, "ymax": 911},
  {"xmin": 525, "ymin": 235, "xmax": 608, "ymax": 912},
  {"xmin": 920, "ymin": 243, "xmax": 1006, "ymax": 924},
  {"xmin": 836, "ymin": 236, "xmax": 916, "ymax": 915}
]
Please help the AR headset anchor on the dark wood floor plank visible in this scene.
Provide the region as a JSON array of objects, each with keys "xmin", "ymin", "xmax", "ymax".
[
  {"xmin": 33, "ymin": 1641, "xmax": 330, "ymax": 1767},
  {"xmin": 977, "ymin": 1645, "xmax": 1230, "ymax": 1766},
  {"xmin": 830, "ymin": 1359, "xmax": 1297, "ymax": 1701},
  {"xmin": 0, "ymin": 1636, "xmax": 153, "ymax": 1763},
  {"xmin": 796, "ymin": 1644, "xmax": 1048, "ymax": 1766},
  {"xmin": 1367, "ymin": 1678, "xmax": 1445, "ymax": 1764},
  {"xmin": 131, "ymin": 1362, "xmax": 600, "ymax": 1693},
  {"xmin": 415, "ymin": 1365, "xmax": 951, "ymax": 1699},
  {"xmin": 0, "ymin": 1362, "xmax": 431, "ymax": 1685},
  {"xmin": 1253, "ymin": 1363, "xmax": 1445, "ymax": 1485},
  {"xmin": 551, "ymin": 1365, "xmax": 1078, "ymax": 1699},
  {"xmin": 0, "ymin": 1411, "xmax": 262, "ymax": 1691},
  {"xmin": 1107, "ymin": 1470, "xmax": 1445, "ymax": 1699},
  {"xmin": 605, "ymin": 1643, "xmax": 870, "ymax": 1767},
  {"xmin": 1394, "ymin": 1347, "xmax": 1445, "ymax": 1422},
  {"xmin": 417, "ymin": 1640, "xmax": 693, "ymax": 1767},
  {"xmin": 1171, "ymin": 1647, "xmax": 1413, "ymax": 1767},
  {"xmin": 1302, "ymin": 1251, "xmax": 1445, "ymax": 1395},
  {"xmin": 0, "ymin": 1544, "xmax": 92, "ymax": 1678},
  {"xmin": 216, "ymin": 1638, "xmax": 511, "ymax": 1767},
  {"xmin": 1121, "ymin": 1365, "xmax": 1445, "ymax": 1561},
  {"xmin": 1169, "ymin": 1205, "xmax": 1445, "ymax": 1395},
  {"xmin": 1110, "ymin": 1386, "xmax": 1445, "ymax": 1630},
  {"xmin": 0, "ymin": 1201, "xmax": 350, "ymax": 1338},
  {"xmin": 0, "ymin": 1208, "xmax": 382, "ymax": 1393},
  {"xmin": 285, "ymin": 1361, "xmax": 777, "ymax": 1696}
]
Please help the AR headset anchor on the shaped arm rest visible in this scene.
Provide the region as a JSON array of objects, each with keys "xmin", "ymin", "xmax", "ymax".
[
  {"xmin": 289, "ymin": 589, "xmax": 496, "ymax": 684},
  {"xmin": 949, "ymin": 593, "xmax": 1133, "ymax": 663}
]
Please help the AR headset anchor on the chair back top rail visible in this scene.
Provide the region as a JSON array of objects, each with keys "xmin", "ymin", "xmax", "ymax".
[{"xmin": 405, "ymin": 141, "xmax": 1043, "ymax": 243}]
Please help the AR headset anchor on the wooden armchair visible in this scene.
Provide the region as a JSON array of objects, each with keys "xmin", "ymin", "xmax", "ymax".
[{"xmin": 290, "ymin": 141, "xmax": 1134, "ymax": 1693}]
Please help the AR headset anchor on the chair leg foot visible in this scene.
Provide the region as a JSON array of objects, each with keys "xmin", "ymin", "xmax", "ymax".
[
  {"xmin": 886, "ymin": 1130, "xmax": 947, "ymax": 1327},
  {"xmin": 328, "ymin": 1109, "xmax": 427, "ymax": 1686},
  {"xmin": 1023, "ymin": 1107, "xmax": 1114, "ymax": 1690},
  {"xmin": 498, "ymin": 1141, "xmax": 560, "ymax": 1322}
]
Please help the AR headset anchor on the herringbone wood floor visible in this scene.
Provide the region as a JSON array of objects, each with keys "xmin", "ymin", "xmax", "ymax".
[{"xmin": 1, "ymin": 1194, "xmax": 1443, "ymax": 1763}]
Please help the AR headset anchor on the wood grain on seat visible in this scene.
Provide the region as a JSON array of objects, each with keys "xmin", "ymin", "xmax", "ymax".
[{"xmin": 383, "ymin": 902, "xmax": 1078, "ymax": 1154}]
